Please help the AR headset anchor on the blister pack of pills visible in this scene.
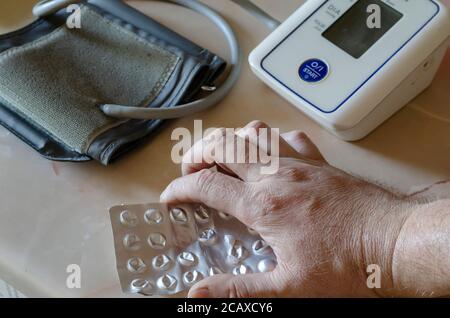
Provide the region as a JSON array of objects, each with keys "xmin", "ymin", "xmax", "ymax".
[{"xmin": 109, "ymin": 203, "xmax": 277, "ymax": 296}]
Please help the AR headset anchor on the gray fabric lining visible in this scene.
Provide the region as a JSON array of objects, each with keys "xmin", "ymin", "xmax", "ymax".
[{"xmin": 0, "ymin": 5, "xmax": 179, "ymax": 153}]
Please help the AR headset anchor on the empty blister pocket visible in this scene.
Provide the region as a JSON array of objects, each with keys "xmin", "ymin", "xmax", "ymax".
[
  {"xmin": 109, "ymin": 203, "xmax": 277, "ymax": 296},
  {"xmin": 0, "ymin": 3, "xmax": 226, "ymax": 164}
]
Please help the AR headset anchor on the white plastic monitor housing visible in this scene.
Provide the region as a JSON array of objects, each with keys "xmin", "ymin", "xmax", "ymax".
[{"xmin": 249, "ymin": 0, "xmax": 450, "ymax": 141}]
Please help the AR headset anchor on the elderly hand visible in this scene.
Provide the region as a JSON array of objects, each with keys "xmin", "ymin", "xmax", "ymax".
[{"xmin": 160, "ymin": 121, "xmax": 444, "ymax": 298}]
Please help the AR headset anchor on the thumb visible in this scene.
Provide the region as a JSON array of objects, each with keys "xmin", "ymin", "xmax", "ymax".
[{"xmin": 188, "ymin": 273, "xmax": 279, "ymax": 298}]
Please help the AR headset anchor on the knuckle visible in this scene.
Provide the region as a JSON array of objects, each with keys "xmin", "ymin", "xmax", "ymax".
[
  {"xmin": 227, "ymin": 279, "xmax": 252, "ymax": 298},
  {"xmin": 284, "ymin": 131, "xmax": 309, "ymax": 147},
  {"xmin": 246, "ymin": 120, "xmax": 268, "ymax": 131},
  {"xmin": 291, "ymin": 130, "xmax": 308, "ymax": 140},
  {"xmin": 195, "ymin": 169, "xmax": 217, "ymax": 193}
]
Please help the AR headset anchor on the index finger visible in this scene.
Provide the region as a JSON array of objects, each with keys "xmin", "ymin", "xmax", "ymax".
[{"xmin": 160, "ymin": 169, "xmax": 257, "ymax": 227}]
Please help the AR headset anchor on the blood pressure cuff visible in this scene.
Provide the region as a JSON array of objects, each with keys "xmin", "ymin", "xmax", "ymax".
[{"xmin": 0, "ymin": 1, "xmax": 226, "ymax": 164}]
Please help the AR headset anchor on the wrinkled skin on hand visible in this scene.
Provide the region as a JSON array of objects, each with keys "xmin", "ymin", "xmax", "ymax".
[{"xmin": 160, "ymin": 121, "xmax": 425, "ymax": 298}]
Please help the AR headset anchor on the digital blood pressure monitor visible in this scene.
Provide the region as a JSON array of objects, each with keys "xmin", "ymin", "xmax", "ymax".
[{"xmin": 250, "ymin": 0, "xmax": 450, "ymax": 140}]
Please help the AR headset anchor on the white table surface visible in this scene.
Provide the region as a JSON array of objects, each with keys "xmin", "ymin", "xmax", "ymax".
[{"xmin": 0, "ymin": 0, "xmax": 449, "ymax": 297}]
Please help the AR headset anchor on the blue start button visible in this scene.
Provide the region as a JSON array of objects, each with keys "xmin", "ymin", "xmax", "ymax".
[{"xmin": 299, "ymin": 59, "xmax": 329, "ymax": 83}]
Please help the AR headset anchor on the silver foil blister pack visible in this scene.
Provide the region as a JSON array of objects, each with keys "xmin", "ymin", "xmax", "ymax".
[{"xmin": 109, "ymin": 203, "xmax": 277, "ymax": 296}]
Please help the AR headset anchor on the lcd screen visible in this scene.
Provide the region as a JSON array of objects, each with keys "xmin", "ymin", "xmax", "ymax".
[{"xmin": 322, "ymin": 0, "xmax": 403, "ymax": 58}]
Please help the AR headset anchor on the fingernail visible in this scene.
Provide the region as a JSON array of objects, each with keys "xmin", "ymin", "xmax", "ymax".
[{"xmin": 188, "ymin": 287, "xmax": 210, "ymax": 298}]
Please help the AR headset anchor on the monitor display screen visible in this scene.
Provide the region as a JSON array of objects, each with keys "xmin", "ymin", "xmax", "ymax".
[{"xmin": 322, "ymin": 0, "xmax": 403, "ymax": 58}]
